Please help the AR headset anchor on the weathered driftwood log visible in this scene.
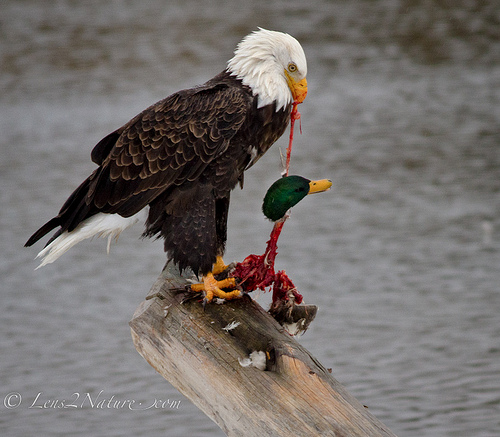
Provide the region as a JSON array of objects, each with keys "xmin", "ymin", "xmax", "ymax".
[{"xmin": 130, "ymin": 263, "xmax": 397, "ymax": 437}]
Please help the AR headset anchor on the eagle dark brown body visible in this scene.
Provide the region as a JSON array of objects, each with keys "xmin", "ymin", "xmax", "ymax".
[{"xmin": 26, "ymin": 71, "xmax": 291, "ymax": 276}]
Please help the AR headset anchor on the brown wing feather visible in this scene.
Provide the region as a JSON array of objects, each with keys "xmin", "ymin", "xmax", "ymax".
[{"xmin": 89, "ymin": 82, "xmax": 250, "ymax": 214}]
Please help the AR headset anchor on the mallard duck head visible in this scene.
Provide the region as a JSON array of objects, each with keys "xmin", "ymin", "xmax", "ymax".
[{"xmin": 262, "ymin": 175, "xmax": 332, "ymax": 221}]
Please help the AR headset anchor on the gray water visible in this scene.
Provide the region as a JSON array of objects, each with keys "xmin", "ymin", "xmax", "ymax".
[{"xmin": 1, "ymin": 1, "xmax": 499, "ymax": 436}]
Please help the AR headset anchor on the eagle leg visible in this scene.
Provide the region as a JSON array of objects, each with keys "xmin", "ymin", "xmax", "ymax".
[{"xmin": 211, "ymin": 256, "xmax": 229, "ymax": 275}]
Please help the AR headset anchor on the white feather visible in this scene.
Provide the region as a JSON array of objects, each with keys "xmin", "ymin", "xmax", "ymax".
[
  {"xmin": 35, "ymin": 208, "xmax": 148, "ymax": 269},
  {"xmin": 238, "ymin": 351, "xmax": 267, "ymax": 371},
  {"xmin": 222, "ymin": 321, "xmax": 241, "ymax": 332},
  {"xmin": 227, "ymin": 28, "xmax": 307, "ymax": 111}
]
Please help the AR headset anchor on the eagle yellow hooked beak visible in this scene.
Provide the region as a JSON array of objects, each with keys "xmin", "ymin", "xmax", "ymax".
[{"xmin": 285, "ymin": 72, "xmax": 308, "ymax": 104}]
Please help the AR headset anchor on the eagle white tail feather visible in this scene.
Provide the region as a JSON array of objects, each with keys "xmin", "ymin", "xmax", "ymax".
[{"xmin": 35, "ymin": 209, "xmax": 148, "ymax": 269}]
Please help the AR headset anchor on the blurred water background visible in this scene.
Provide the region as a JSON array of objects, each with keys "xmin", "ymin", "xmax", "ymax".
[{"xmin": 1, "ymin": 1, "xmax": 499, "ymax": 436}]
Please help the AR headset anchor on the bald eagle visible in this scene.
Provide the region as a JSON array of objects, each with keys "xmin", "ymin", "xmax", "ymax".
[{"xmin": 25, "ymin": 28, "xmax": 308, "ymax": 302}]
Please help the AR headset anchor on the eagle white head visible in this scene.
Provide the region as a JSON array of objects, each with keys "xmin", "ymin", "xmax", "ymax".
[{"xmin": 227, "ymin": 28, "xmax": 308, "ymax": 111}]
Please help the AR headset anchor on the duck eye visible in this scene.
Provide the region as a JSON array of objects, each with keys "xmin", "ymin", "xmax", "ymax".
[{"xmin": 288, "ymin": 63, "xmax": 297, "ymax": 73}]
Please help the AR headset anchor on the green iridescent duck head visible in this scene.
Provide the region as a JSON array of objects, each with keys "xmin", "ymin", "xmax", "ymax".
[{"xmin": 262, "ymin": 175, "xmax": 332, "ymax": 221}]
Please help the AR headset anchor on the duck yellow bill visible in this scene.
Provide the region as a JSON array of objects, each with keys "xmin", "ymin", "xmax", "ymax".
[
  {"xmin": 308, "ymin": 179, "xmax": 332, "ymax": 194},
  {"xmin": 285, "ymin": 72, "xmax": 308, "ymax": 103}
]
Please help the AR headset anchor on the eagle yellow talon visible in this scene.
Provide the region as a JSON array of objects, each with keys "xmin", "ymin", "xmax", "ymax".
[{"xmin": 191, "ymin": 272, "xmax": 240, "ymax": 303}]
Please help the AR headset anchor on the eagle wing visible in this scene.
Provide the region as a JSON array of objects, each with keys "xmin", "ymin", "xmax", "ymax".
[
  {"xmin": 88, "ymin": 83, "xmax": 249, "ymax": 216},
  {"xmin": 26, "ymin": 81, "xmax": 250, "ymax": 245}
]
